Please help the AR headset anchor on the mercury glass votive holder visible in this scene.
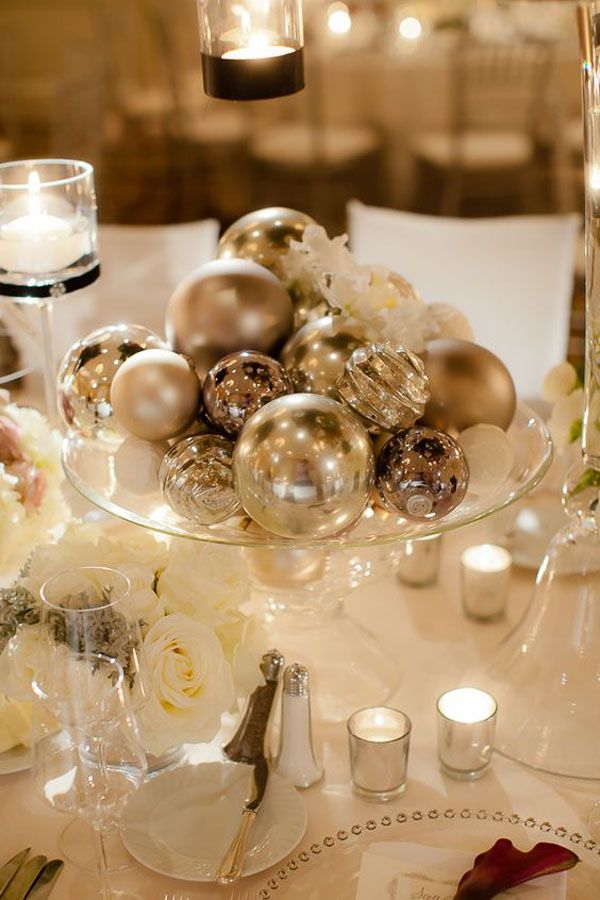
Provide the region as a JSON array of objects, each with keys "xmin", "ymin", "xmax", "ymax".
[
  {"xmin": 436, "ymin": 687, "xmax": 497, "ymax": 781},
  {"xmin": 460, "ymin": 544, "xmax": 512, "ymax": 621},
  {"xmin": 347, "ymin": 706, "xmax": 411, "ymax": 801},
  {"xmin": 397, "ymin": 535, "xmax": 442, "ymax": 587}
]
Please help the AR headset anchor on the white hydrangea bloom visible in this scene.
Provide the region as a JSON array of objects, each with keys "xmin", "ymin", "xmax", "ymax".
[{"xmin": 542, "ymin": 362, "xmax": 579, "ymax": 403}]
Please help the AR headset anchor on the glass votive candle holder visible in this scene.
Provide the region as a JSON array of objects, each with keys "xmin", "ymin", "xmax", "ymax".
[
  {"xmin": 397, "ymin": 535, "xmax": 442, "ymax": 587},
  {"xmin": 460, "ymin": 544, "xmax": 512, "ymax": 621},
  {"xmin": 0, "ymin": 159, "xmax": 99, "ymax": 300},
  {"xmin": 436, "ymin": 687, "xmax": 497, "ymax": 781},
  {"xmin": 347, "ymin": 706, "xmax": 411, "ymax": 801}
]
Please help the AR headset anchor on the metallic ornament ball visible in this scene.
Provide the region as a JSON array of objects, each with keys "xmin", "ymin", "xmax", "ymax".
[
  {"xmin": 233, "ymin": 393, "xmax": 375, "ymax": 540},
  {"xmin": 203, "ymin": 350, "xmax": 292, "ymax": 437},
  {"xmin": 110, "ymin": 348, "xmax": 201, "ymax": 442},
  {"xmin": 217, "ymin": 207, "xmax": 316, "ymax": 279},
  {"xmin": 376, "ymin": 426, "xmax": 469, "ymax": 521},
  {"xmin": 57, "ymin": 324, "xmax": 165, "ymax": 437},
  {"xmin": 165, "ymin": 258, "xmax": 294, "ymax": 384},
  {"xmin": 422, "ymin": 338, "xmax": 516, "ymax": 434},
  {"xmin": 160, "ymin": 434, "xmax": 240, "ymax": 525},
  {"xmin": 280, "ymin": 316, "xmax": 365, "ymax": 399}
]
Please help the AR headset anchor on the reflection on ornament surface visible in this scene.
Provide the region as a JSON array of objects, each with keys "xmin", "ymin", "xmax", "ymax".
[
  {"xmin": 160, "ymin": 434, "xmax": 240, "ymax": 525},
  {"xmin": 280, "ymin": 315, "xmax": 365, "ymax": 399}
]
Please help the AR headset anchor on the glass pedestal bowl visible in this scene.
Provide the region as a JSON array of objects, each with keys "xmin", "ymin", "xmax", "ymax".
[{"xmin": 63, "ymin": 402, "xmax": 551, "ymax": 721}]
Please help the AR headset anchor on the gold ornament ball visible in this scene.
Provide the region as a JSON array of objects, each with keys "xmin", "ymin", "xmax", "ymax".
[
  {"xmin": 217, "ymin": 207, "xmax": 316, "ymax": 279},
  {"xmin": 422, "ymin": 338, "xmax": 516, "ymax": 434},
  {"xmin": 165, "ymin": 259, "xmax": 294, "ymax": 383},
  {"xmin": 233, "ymin": 393, "xmax": 375, "ymax": 539},
  {"xmin": 280, "ymin": 315, "xmax": 365, "ymax": 399},
  {"xmin": 110, "ymin": 348, "xmax": 201, "ymax": 441}
]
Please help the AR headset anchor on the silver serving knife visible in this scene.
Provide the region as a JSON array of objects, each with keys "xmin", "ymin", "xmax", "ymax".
[
  {"xmin": 24, "ymin": 860, "xmax": 64, "ymax": 900},
  {"xmin": 216, "ymin": 756, "xmax": 269, "ymax": 885},
  {"xmin": 2, "ymin": 856, "xmax": 47, "ymax": 900},
  {"xmin": 0, "ymin": 850, "xmax": 30, "ymax": 897}
]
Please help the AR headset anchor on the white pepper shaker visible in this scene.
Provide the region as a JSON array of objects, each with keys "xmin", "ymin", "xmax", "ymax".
[{"xmin": 275, "ymin": 663, "xmax": 323, "ymax": 788}]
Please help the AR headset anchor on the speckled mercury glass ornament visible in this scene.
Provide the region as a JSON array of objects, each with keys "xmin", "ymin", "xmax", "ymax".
[
  {"xmin": 376, "ymin": 426, "xmax": 469, "ymax": 520},
  {"xmin": 337, "ymin": 343, "xmax": 430, "ymax": 433},
  {"xmin": 233, "ymin": 393, "xmax": 375, "ymax": 539},
  {"xmin": 160, "ymin": 434, "xmax": 240, "ymax": 525},
  {"xmin": 280, "ymin": 316, "xmax": 365, "ymax": 399},
  {"xmin": 203, "ymin": 350, "xmax": 292, "ymax": 437},
  {"xmin": 57, "ymin": 324, "xmax": 165, "ymax": 437}
]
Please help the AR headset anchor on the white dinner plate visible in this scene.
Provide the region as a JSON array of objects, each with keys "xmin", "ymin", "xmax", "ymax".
[
  {"xmin": 0, "ymin": 744, "xmax": 31, "ymax": 775},
  {"xmin": 120, "ymin": 761, "xmax": 307, "ymax": 882}
]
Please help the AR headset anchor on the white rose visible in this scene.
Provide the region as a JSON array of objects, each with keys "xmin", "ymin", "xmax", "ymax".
[
  {"xmin": 216, "ymin": 611, "xmax": 266, "ymax": 698},
  {"xmin": 548, "ymin": 388, "xmax": 584, "ymax": 453},
  {"xmin": 0, "ymin": 695, "xmax": 32, "ymax": 752},
  {"xmin": 0, "ymin": 625, "xmax": 45, "ymax": 702},
  {"xmin": 542, "ymin": 362, "xmax": 579, "ymax": 403},
  {"xmin": 158, "ymin": 540, "xmax": 248, "ymax": 627},
  {"xmin": 138, "ymin": 613, "xmax": 234, "ymax": 756}
]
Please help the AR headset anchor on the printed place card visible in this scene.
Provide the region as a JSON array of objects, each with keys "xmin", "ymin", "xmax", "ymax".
[{"xmin": 356, "ymin": 842, "xmax": 567, "ymax": 900}]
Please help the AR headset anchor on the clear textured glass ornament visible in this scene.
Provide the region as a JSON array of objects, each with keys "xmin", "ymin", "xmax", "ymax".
[{"xmin": 160, "ymin": 434, "xmax": 240, "ymax": 525}]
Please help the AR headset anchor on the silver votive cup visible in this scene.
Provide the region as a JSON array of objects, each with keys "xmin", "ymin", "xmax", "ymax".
[
  {"xmin": 397, "ymin": 535, "xmax": 442, "ymax": 587},
  {"xmin": 436, "ymin": 687, "xmax": 497, "ymax": 781},
  {"xmin": 460, "ymin": 544, "xmax": 512, "ymax": 621},
  {"xmin": 347, "ymin": 706, "xmax": 411, "ymax": 801}
]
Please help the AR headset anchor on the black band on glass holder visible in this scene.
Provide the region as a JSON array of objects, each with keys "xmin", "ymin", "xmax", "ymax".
[{"xmin": 0, "ymin": 263, "xmax": 101, "ymax": 300}]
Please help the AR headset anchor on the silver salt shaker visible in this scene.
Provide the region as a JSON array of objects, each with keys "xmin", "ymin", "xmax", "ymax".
[{"xmin": 275, "ymin": 663, "xmax": 323, "ymax": 788}]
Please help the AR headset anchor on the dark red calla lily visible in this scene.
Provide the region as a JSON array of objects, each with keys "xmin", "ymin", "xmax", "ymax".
[{"xmin": 454, "ymin": 838, "xmax": 579, "ymax": 899}]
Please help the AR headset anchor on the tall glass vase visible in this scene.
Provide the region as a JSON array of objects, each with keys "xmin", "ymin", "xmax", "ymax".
[{"xmin": 474, "ymin": 1, "xmax": 600, "ymax": 779}]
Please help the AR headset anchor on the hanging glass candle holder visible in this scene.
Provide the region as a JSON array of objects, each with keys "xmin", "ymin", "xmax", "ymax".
[{"xmin": 196, "ymin": 0, "xmax": 305, "ymax": 100}]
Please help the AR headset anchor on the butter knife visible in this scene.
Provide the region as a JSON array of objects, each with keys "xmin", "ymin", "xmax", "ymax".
[
  {"xmin": 2, "ymin": 856, "xmax": 47, "ymax": 900},
  {"xmin": 216, "ymin": 755, "xmax": 269, "ymax": 885},
  {"xmin": 25, "ymin": 860, "xmax": 64, "ymax": 900},
  {"xmin": 0, "ymin": 850, "xmax": 30, "ymax": 897}
]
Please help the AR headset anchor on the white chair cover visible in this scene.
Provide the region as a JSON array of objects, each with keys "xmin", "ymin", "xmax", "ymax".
[{"xmin": 348, "ymin": 201, "xmax": 580, "ymax": 398}]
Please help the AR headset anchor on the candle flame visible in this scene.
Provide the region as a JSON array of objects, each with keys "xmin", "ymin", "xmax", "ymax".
[{"xmin": 28, "ymin": 170, "xmax": 41, "ymax": 218}]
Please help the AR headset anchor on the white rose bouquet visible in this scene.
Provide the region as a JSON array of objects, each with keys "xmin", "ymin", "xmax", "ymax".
[
  {"xmin": 0, "ymin": 390, "xmax": 68, "ymax": 569},
  {"xmin": 0, "ymin": 522, "xmax": 264, "ymax": 757}
]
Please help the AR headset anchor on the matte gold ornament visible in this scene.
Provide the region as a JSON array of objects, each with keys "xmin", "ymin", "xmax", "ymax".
[
  {"xmin": 57, "ymin": 324, "xmax": 165, "ymax": 437},
  {"xmin": 233, "ymin": 393, "xmax": 375, "ymax": 539},
  {"xmin": 422, "ymin": 339, "xmax": 516, "ymax": 434},
  {"xmin": 217, "ymin": 207, "xmax": 316, "ymax": 279},
  {"xmin": 337, "ymin": 342, "xmax": 430, "ymax": 434},
  {"xmin": 203, "ymin": 350, "xmax": 292, "ymax": 437},
  {"xmin": 110, "ymin": 348, "xmax": 201, "ymax": 442},
  {"xmin": 280, "ymin": 316, "xmax": 365, "ymax": 399},
  {"xmin": 165, "ymin": 259, "xmax": 294, "ymax": 383},
  {"xmin": 376, "ymin": 426, "xmax": 469, "ymax": 520}
]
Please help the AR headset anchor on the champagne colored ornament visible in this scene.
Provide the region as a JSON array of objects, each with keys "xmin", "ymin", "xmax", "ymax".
[
  {"xmin": 57, "ymin": 324, "xmax": 165, "ymax": 437},
  {"xmin": 427, "ymin": 303, "xmax": 474, "ymax": 341},
  {"xmin": 376, "ymin": 426, "xmax": 469, "ymax": 521},
  {"xmin": 110, "ymin": 348, "xmax": 200, "ymax": 442},
  {"xmin": 423, "ymin": 339, "xmax": 516, "ymax": 434},
  {"xmin": 160, "ymin": 434, "xmax": 240, "ymax": 525},
  {"xmin": 459, "ymin": 424, "xmax": 515, "ymax": 496},
  {"xmin": 280, "ymin": 316, "xmax": 365, "ymax": 399},
  {"xmin": 217, "ymin": 207, "xmax": 316, "ymax": 279},
  {"xmin": 203, "ymin": 350, "xmax": 292, "ymax": 437},
  {"xmin": 165, "ymin": 259, "xmax": 294, "ymax": 383},
  {"xmin": 337, "ymin": 342, "xmax": 430, "ymax": 434},
  {"xmin": 233, "ymin": 393, "xmax": 375, "ymax": 539}
]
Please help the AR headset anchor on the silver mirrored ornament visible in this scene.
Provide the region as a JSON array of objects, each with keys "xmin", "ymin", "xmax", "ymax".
[
  {"xmin": 233, "ymin": 393, "xmax": 375, "ymax": 539},
  {"xmin": 110, "ymin": 348, "xmax": 201, "ymax": 442},
  {"xmin": 280, "ymin": 316, "xmax": 365, "ymax": 399},
  {"xmin": 203, "ymin": 350, "xmax": 292, "ymax": 437},
  {"xmin": 217, "ymin": 207, "xmax": 315, "ymax": 279},
  {"xmin": 57, "ymin": 324, "xmax": 165, "ymax": 438},
  {"xmin": 337, "ymin": 343, "xmax": 430, "ymax": 434},
  {"xmin": 376, "ymin": 426, "xmax": 469, "ymax": 521},
  {"xmin": 165, "ymin": 259, "xmax": 294, "ymax": 383},
  {"xmin": 160, "ymin": 434, "xmax": 240, "ymax": 525}
]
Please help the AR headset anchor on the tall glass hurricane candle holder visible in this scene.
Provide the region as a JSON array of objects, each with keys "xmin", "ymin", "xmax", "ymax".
[
  {"xmin": 0, "ymin": 159, "xmax": 99, "ymax": 416},
  {"xmin": 197, "ymin": 0, "xmax": 304, "ymax": 100}
]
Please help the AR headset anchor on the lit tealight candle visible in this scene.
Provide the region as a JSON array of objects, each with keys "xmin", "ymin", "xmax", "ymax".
[
  {"xmin": 436, "ymin": 687, "xmax": 498, "ymax": 780},
  {"xmin": 347, "ymin": 706, "xmax": 411, "ymax": 800},
  {"xmin": 460, "ymin": 543, "xmax": 512, "ymax": 621},
  {"xmin": 0, "ymin": 171, "xmax": 88, "ymax": 275}
]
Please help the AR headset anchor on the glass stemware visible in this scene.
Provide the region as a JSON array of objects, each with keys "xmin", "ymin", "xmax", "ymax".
[{"xmin": 32, "ymin": 653, "xmax": 147, "ymax": 899}]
